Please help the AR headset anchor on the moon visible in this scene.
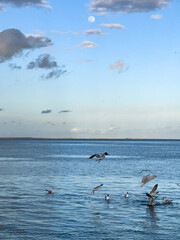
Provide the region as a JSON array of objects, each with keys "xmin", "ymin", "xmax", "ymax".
[{"xmin": 88, "ymin": 16, "xmax": 95, "ymax": 23}]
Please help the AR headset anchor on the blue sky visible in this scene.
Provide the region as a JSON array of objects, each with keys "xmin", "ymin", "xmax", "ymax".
[{"xmin": 0, "ymin": 0, "xmax": 180, "ymax": 138}]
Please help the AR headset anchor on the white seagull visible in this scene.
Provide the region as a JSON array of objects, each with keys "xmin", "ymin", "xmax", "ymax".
[
  {"xmin": 105, "ymin": 194, "xmax": 110, "ymax": 201},
  {"xmin": 89, "ymin": 152, "xmax": 108, "ymax": 163},
  {"xmin": 124, "ymin": 192, "xmax": 129, "ymax": 198}
]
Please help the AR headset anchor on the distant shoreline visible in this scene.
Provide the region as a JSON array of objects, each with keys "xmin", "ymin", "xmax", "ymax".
[{"xmin": 0, "ymin": 137, "xmax": 179, "ymax": 141}]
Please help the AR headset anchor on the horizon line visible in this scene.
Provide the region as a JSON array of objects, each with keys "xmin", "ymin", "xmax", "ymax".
[{"xmin": 0, "ymin": 137, "xmax": 180, "ymax": 141}]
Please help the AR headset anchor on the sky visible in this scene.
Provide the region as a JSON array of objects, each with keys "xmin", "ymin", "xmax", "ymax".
[{"xmin": 0, "ymin": 0, "xmax": 180, "ymax": 139}]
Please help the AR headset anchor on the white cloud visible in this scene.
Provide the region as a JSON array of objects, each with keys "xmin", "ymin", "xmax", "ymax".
[
  {"xmin": 77, "ymin": 41, "xmax": 96, "ymax": 49},
  {"xmin": 71, "ymin": 127, "xmax": 80, "ymax": 133},
  {"xmin": 151, "ymin": 14, "xmax": 163, "ymax": 20},
  {"xmin": 85, "ymin": 29, "xmax": 106, "ymax": 35},
  {"xmin": 90, "ymin": 0, "xmax": 171, "ymax": 14},
  {"xmin": 101, "ymin": 23, "xmax": 125, "ymax": 29}
]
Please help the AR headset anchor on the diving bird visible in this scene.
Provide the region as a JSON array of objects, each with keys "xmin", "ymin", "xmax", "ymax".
[
  {"xmin": 149, "ymin": 184, "xmax": 159, "ymax": 196},
  {"xmin": 124, "ymin": 192, "xmax": 129, "ymax": 198},
  {"xmin": 89, "ymin": 152, "xmax": 108, "ymax": 163},
  {"xmin": 163, "ymin": 197, "xmax": 173, "ymax": 204},
  {"xmin": 91, "ymin": 184, "xmax": 103, "ymax": 194},
  {"xmin": 140, "ymin": 174, "xmax": 157, "ymax": 187},
  {"xmin": 105, "ymin": 194, "xmax": 110, "ymax": 201},
  {"xmin": 146, "ymin": 193, "xmax": 156, "ymax": 206},
  {"xmin": 45, "ymin": 188, "xmax": 54, "ymax": 194}
]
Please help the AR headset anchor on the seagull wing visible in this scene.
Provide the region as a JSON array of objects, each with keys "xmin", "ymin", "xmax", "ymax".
[
  {"xmin": 139, "ymin": 169, "xmax": 152, "ymax": 174},
  {"xmin": 89, "ymin": 154, "xmax": 100, "ymax": 159},
  {"xmin": 146, "ymin": 193, "xmax": 153, "ymax": 199},
  {"xmin": 150, "ymin": 184, "xmax": 158, "ymax": 194}
]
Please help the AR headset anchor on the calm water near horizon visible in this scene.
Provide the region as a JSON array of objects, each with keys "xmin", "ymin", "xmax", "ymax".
[{"xmin": 0, "ymin": 139, "xmax": 180, "ymax": 239}]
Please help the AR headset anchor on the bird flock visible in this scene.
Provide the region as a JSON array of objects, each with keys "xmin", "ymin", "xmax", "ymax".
[{"xmin": 45, "ymin": 152, "xmax": 176, "ymax": 206}]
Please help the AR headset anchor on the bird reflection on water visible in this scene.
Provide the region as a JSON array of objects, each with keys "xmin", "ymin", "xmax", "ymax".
[{"xmin": 144, "ymin": 205, "xmax": 160, "ymax": 231}]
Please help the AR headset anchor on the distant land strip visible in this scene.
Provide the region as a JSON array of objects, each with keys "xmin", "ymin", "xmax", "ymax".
[{"xmin": 0, "ymin": 137, "xmax": 179, "ymax": 141}]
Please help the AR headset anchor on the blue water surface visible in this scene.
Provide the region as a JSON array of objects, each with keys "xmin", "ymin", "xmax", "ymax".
[{"xmin": 0, "ymin": 139, "xmax": 180, "ymax": 240}]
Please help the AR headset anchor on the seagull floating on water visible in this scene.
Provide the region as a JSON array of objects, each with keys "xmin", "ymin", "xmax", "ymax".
[
  {"xmin": 146, "ymin": 193, "xmax": 156, "ymax": 206},
  {"xmin": 105, "ymin": 194, "xmax": 110, "ymax": 201},
  {"xmin": 89, "ymin": 152, "xmax": 108, "ymax": 163},
  {"xmin": 140, "ymin": 174, "xmax": 157, "ymax": 187},
  {"xmin": 45, "ymin": 188, "xmax": 54, "ymax": 194},
  {"xmin": 163, "ymin": 197, "xmax": 173, "ymax": 204},
  {"xmin": 91, "ymin": 184, "xmax": 103, "ymax": 194},
  {"xmin": 124, "ymin": 192, "xmax": 129, "ymax": 198}
]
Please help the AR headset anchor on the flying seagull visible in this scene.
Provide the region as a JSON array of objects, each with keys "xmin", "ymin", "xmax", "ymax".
[
  {"xmin": 149, "ymin": 184, "xmax": 159, "ymax": 196},
  {"xmin": 89, "ymin": 152, "xmax": 108, "ymax": 163},
  {"xmin": 91, "ymin": 184, "xmax": 103, "ymax": 194},
  {"xmin": 139, "ymin": 169, "xmax": 152, "ymax": 174},
  {"xmin": 45, "ymin": 187, "xmax": 54, "ymax": 194},
  {"xmin": 146, "ymin": 193, "xmax": 156, "ymax": 206},
  {"xmin": 140, "ymin": 174, "xmax": 157, "ymax": 187},
  {"xmin": 163, "ymin": 197, "xmax": 173, "ymax": 204}
]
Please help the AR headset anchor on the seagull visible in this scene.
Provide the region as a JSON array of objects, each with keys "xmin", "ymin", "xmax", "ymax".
[
  {"xmin": 45, "ymin": 187, "xmax": 54, "ymax": 194},
  {"xmin": 124, "ymin": 192, "xmax": 129, "ymax": 198},
  {"xmin": 91, "ymin": 184, "xmax": 103, "ymax": 194},
  {"xmin": 89, "ymin": 152, "xmax": 108, "ymax": 163},
  {"xmin": 163, "ymin": 197, "xmax": 173, "ymax": 204},
  {"xmin": 146, "ymin": 193, "xmax": 156, "ymax": 206},
  {"xmin": 105, "ymin": 194, "xmax": 110, "ymax": 201},
  {"xmin": 140, "ymin": 174, "xmax": 157, "ymax": 187},
  {"xmin": 139, "ymin": 169, "xmax": 152, "ymax": 174},
  {"xmin": 149, "ymin": 184, "xmax": 159, "ymax": 196}
]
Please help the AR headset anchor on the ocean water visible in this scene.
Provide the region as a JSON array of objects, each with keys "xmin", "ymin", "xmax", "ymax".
[{"xmin": 0, "ymin": 139, "xmax": 180, "ymax": 240}]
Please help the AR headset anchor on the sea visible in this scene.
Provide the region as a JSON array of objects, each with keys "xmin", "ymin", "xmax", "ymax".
[{"xmin": 0, "ymin": 138, "xmax": 180, "ymax": 240}]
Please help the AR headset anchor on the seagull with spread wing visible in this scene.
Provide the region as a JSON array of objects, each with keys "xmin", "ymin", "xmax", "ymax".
[
  {"xmin": 91, "ymin": 184, "xmax": 103, "ymax": 194},
  {"xmin": 89, "ymin": 152, "xmax": 108, "ymax": 163},
  {"xmin": 140, "ymin": 174, "xmax": 157, "ymax": 187}
]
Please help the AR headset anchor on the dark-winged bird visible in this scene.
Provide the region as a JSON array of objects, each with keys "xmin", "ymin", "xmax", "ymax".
[{"xmin": 89, "ymin": 152, "xmax": 108, "ymax": 163}]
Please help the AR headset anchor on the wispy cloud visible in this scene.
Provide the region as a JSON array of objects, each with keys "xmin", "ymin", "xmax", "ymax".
[
  {"xmin": 101, "ymin": 23, "xmax": 125, "ymax": 29},
  {"xmin": 0, "ymin": 29, "xmax": 52, "ymax": 63},
  {"xmin": 27, "ymin": 54, "xmax": 67, "ymax": 79},
  {"xmin": 85, "ymin": 29, "xmax": 106, "ymax": 35},
  {"xmin": 50, "ymin": 30, "xmax": 78, "ymax": 35},
  {"xmin": 77, "ymin": 59, "xmax": 95, "ymax": 63},
  {"xmin": 59, "ymin": 110, "xmax": 72, "ymax": 113},
  {"xmin": 41, "ymin": 109, "xmax": 52, "ymax": 114},
  {"xmin": 90, "ymin": 0, "xmax": 171, "ymax": 14},
  {"xmin": 109, "ymin": 59, "xmax": 128, "ymax": 73},
  {"xmin": 41, "ymin": 69, "xmax": 67, "ymax": 79},
  {"xmin": 9, "ymin": 63, "xmax": 22, "ymax": 70},
  {"xmin": 77, "ymin": 41, "xmax": 96, "ymax": 49},
  {"xmin": 151, "ymin": 14, "xmax": 163, "ymax": 20},
  {"xmin": 0, "ymin": 0, "xmax": 52, "ymax": 11}
]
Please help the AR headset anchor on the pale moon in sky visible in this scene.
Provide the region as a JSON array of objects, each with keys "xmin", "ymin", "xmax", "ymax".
[{"xmin": 88, "ymin": 16, "xmax": 95, "ymax": 23}]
